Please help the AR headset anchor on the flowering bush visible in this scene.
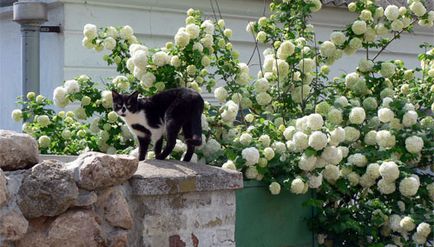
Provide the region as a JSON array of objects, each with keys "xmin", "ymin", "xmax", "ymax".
[{"xmin": 12, "ymin": 0, "xmax": 433, "ymax": 245}]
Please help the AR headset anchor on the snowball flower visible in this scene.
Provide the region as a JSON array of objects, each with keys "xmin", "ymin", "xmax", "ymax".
[
  {"xmin": 348, "ymin": 153, "xmax": 368, "ymax": 167},
  {"xmin": 298, "ymin": 58, "xmax": 315, "ymax": 73},
  {"xmin": 221, "ymin": 100, "xmax": 239, "ymax": 123},
  {"xmin": 256, "ymin": 31, "xmax": 267, "ymax": 43},
  {"xmin": 299, "ymin": 153, "xmax": 317, "ymax": 171},
  {"xmin": 264, "ymin": 147, "xmax": 275, "ymax": 160},
  {"xmin": 141, "ymin": 72, "xmax": 156, "ymax": 87},
  {"xmin": 307, "ymin": 113, "xmax": 323, "ymax": 130},
  {"xmin": 380, "ymin": 62, "xmax": 396, "ymax": 78},
  {"xmin": 321, "ymin": 146, "xmax": 343, "ymax": 165},
  {"xmin": 269, "ymin": 182, "xmax": 281, "ymax": 195},
  {"xmin": 379, "ymin": 161, "xmax": 399, "ymax": 182},
  {"xmin": 391, "ymin": 19, "xmax": 404, "ymax": 31},
  {"xmin": 201, "ymin": 20, "xmax": 215, "ymax": 34},
  {"xmin": 402, "ymin": 111, "xmax": 418, "ymax": 127},
  {"xmin": 186, "ymin": 24, "xmax": 200, "ymax": 39},
  {"xmin": 277, "ymin": 40, "xmax": 295, "ymax": 58},
  {"xmin": 83, "ymin": 24, "xmax": 97, "ymax": 39},
  {"xmin": 308, "ymin": 173, "xmax": 323, "ymax": 188},
  {"xmin": 259, "ymin": 135, "xmax": 271, "ymax": 147},
  {"xmin": 255, "ymin": 78, "xmax": 270, "ymax": 92},
  {"xmin": 327, "ymin": 108, "xmax": 343, "ymax": 125},
  {"xmin": 323, "ymin": 165, "xmax": 340, "ymax": 182},
  {"xmin": 363, "ymin": 97, "xmax": 378, "ymax": 110},
  {"xmin": 330, "ymin": 31, "xmax": 346, "ymax": 45},
  {"xmin": 283, "ymin": 126, "xmax": 296, "ymax": 140},
  {"xmin": 175, "ymin": 30, "xmax": 191, "ymax": 48},
  {"xmin": 352, "ymin": 20, "xmax": 367, "ymax": 35},
  {"xmin": 290, "ymin": 178, "xmax": 306, "ymax": 194},
  {"xmin": 320, "ymin": 41, "xmax": 336, "ymax": 57},
  {"xmin": 385, "ymin": 5, "xmax": 399, "ymax": 20},
  {"xmin": 377, "ymin": 178, "xmax": 396, "ymax": 194},
  {"xmin": 37, "ymin": 115, "xmax": 51, "ymax": 127},
  {"xmin": 63, "ymin": 80, "xmax": 79, "ymax": 94},
  {"xmin": 103, "ymin": 37, "xmax": 116, "ymax": 50},
  {"xmin": 358, "ymin": 59, "xmax": 374, "ymax": 72},
  {"xmin": 245, "ymin": 166, "xmax": 259, "ymax": 179},
  {"xmin": 242, "ymin": 147, "xmax": 260, "ymax": 165},
  {"xmin": 291, "ymin": 85, "xmax": 310, "ymax": 103},
  {"xmin": 376, "ymin": 130, "xmax": 396, "ymax": 148},
  {"xmin": 416, "ymin": 222, "xmax": 431, "ymax": 237},
  {"xmin": 11, "ymin": 109, "xmax": 23, "ymax": 122},
  {"xmin": 38, "ymin": 135, "xmax": 51, "ymax": 148},
  {"xmin": 378, "ymin": 108, "xmax": 395, "ymax": 123},
  {"xmin": 389, "ymin": 214, "xmax": 402, "ymax": 232},
  {"xmin": 293, "ymin": 132, "xmax": 309, "ymax": 151},
  {"xmin": 366, "ymin": 163, "xmax": 380, "ymax": 179},
  {"xmin": 239, "ymin": 133, "xmax": 253, "ymax": 145},
  {"xmin": 405, "ymin": 136, "xmax": 424, "ymax": 153},
  {"xmin": 152, "ymin": 51, "xmax": 170, "ymax": 67},
  {"xmin": 360, "ymin": 9, "xmax": 372, "ymax": 21},
  {"xmin": 272, "ymin": 142, "xmax": 286, "ymax": 154},
  {"xmin": 349, "ymin": 107, "xmax": 366, "ymax": 124},
  {"xmin": 399, "ymin": 176, "xmax": 420, "ymax": 197},
  {"xmin": 131, "ymin": 50, "xmax": 148, "ymax": 70},
  {"xmin": 364, "ymin": 130, "xmax": 377, "ymax": 146},
  {"xmin": 214, "ymin": 87, "xmax": 228, "ymax": 103},
  {"xmin": 412, "ymin": 232, "xmax": 427, "ymax": 244},
  {"xmin": 344, "ymin": 126, "xmax": 360, "ymax": 142},
  {"xmin": 101, "ymin": 90, "xmax": 113, "ymax": 109},
  {"xmin": 400, "ymin": 216, "xmax": 416, "ymax": 232},
  {"xmin": 410, "ymin": 1, "xmax": 426, "ymax": 17},
  {"xmin": 256, "ymin": 92, "xmax": 272, "ymax": 106},
  {"xmin": 120, "ymin": 25, "xmax": 134, "ymax": 39},
  {"xmin": 308, "ymin": 131, "xmax": 328, "ymax": 151}
]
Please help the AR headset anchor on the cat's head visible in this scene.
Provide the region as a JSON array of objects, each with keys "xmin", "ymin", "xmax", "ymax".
[{"xmin": 111, "ymin": 90, "xmax": 140, "ymax": 117}]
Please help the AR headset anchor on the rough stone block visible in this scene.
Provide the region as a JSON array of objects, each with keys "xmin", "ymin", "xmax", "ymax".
[
  {"xmin": 0, "ymin": 169, "xmax": 8, "ymax": 207},
  {"xmin": 0, "ymin": 130, "xmax": 39, "ymax": 171},
  {"xmin": 130, "ymin": 160, "xmax": 243, "ymax": 196},
  {"xmin": 17, "ymin": 160, "xmax": 79, "ymax": 218},
  {"xmin": 67, "ymin": 152, "xmax": 138, "ymax": 190}
]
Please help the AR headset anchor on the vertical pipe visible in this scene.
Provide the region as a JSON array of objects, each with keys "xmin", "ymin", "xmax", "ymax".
[{"xmin": 21, "ymin": 24, "xmax": 40, "ymax": 95}]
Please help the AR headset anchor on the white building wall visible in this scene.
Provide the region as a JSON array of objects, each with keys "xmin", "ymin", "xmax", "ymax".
[
  {"xmin": 0, "ymin": 0, "xmax": 433, "ymax": 132},
  {"xmin": 0, "ymin": 2, "xmax": 64, "ymax": 131}
]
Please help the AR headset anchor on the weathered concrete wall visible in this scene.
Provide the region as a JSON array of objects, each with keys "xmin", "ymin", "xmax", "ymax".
[{"xmin": 0, "ymin": 130, "xmax": 243, "ymax": 247}]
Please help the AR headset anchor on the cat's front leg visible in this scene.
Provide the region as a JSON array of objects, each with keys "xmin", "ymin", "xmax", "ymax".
[{"xmin": 137, "ymin": 136, "xmax": 151, "ymax": 161}]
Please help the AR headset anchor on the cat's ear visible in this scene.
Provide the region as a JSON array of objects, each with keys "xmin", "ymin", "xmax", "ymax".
[
  {"xmin": 129, "ymin": 91, "xmax": 139, "ymax": 100},
  {"xmin": 111, "ymin": 90, "xmax": 120, "ymax": 99}
]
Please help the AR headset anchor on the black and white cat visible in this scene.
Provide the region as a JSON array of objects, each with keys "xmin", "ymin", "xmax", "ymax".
[{"xmin": 112, "ymin": 88, "xmax": 204, "ymax": 162}]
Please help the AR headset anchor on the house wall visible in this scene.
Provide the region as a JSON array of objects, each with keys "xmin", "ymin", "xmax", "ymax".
[
  {"xmin": 0, "ymin": 2, "xmax": 64, "ymax": 131},
  {"xmin": 0, "ymin": 0, "xmax": 433, "ymax": 131}
]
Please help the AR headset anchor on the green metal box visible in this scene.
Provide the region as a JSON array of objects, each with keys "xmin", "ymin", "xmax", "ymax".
[{"xmin": 235, "ymin": 180, "xmax": 314, "ymax": 247}]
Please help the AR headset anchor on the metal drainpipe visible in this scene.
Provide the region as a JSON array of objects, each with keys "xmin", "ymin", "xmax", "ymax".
[{"xmin": 13, "ymin": 1, "xmax": 47, "ymax": 96}]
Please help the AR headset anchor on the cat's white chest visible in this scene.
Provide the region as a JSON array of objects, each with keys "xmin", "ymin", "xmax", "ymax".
[{"xmin": 122, "ymin": 111, "xmax": 164, "ymax": 143}]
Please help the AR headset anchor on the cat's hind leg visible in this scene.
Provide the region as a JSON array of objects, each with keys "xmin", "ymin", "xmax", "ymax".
[
  {"xmin": 154, "ymin": 138, "xmax": 163, "ymax": 156},
  {"xmin": 185, "ymin": 109, "xmax": 203, "ymax": 146},
  {"xmin": 183, "ymin": 144, "xmax": 195, "ymax": 162},
  {"xmin": 182, "ymin": 124, "xmax": 195, "ymax": 162},
  {"xmin": 155, "ymin": 120, "xmax": 182, "ymax": 160}
]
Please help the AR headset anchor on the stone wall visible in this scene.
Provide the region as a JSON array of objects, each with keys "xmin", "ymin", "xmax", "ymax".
[{"xmin": 0, "ymin": 130, "xmax": 243, "ymax": 247}]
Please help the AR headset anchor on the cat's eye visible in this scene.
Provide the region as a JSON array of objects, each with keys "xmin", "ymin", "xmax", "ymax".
[
  {"xmin": 116, "ymin": 104, "xmax": 122, "ymax": 108},
  {"xmin": 126, "ymin": 104, "xmax": 132, "ymax": 108}
]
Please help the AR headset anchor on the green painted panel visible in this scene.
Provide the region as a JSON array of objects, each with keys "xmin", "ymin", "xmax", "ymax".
[{"xmin": 235, "ymin": 180, "xmax": 314, "ymax": 247}]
